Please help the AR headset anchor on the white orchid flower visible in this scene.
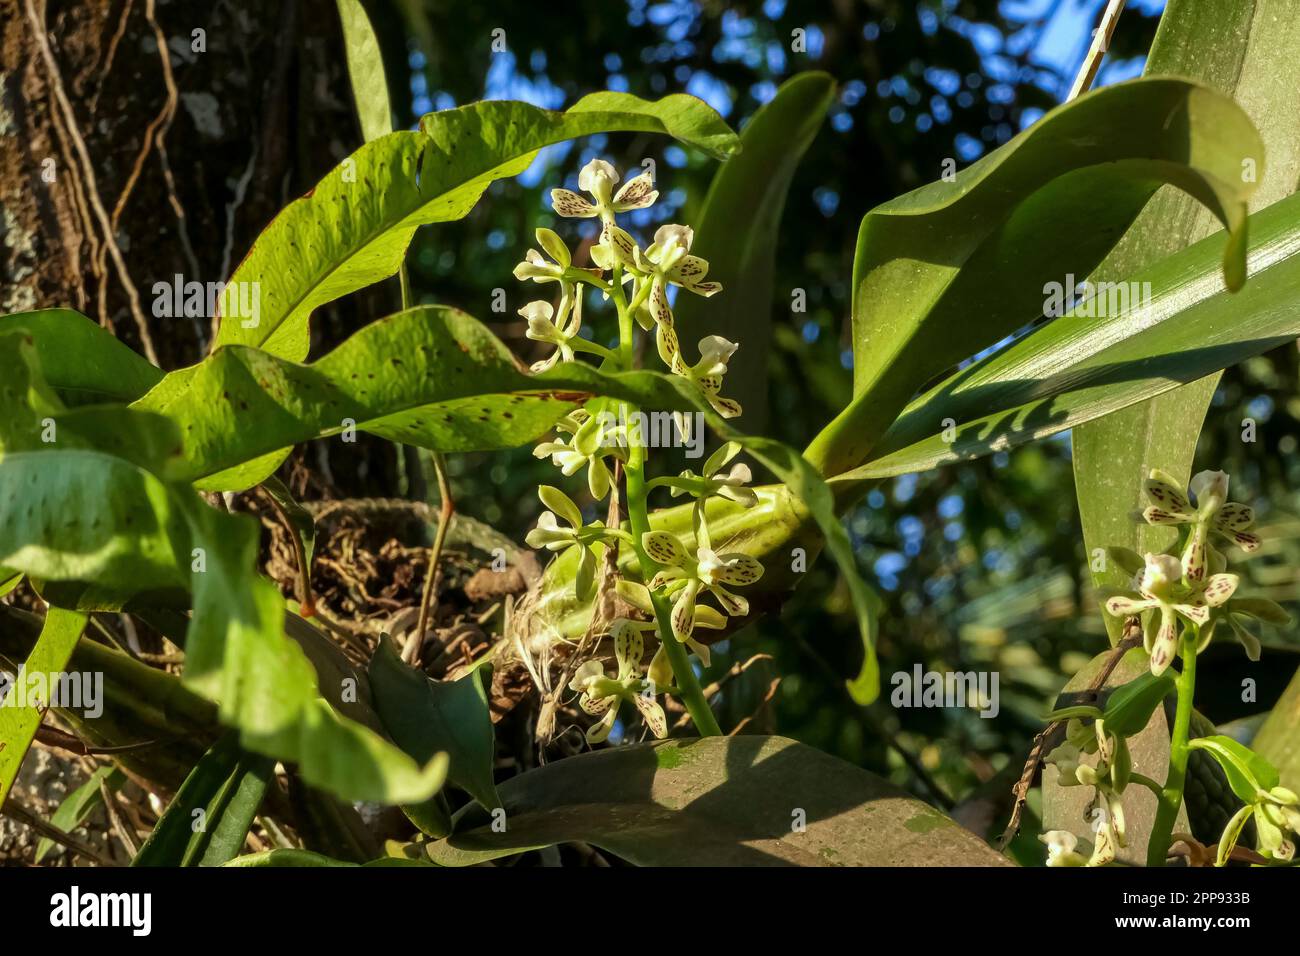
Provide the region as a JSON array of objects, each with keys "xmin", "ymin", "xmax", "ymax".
[
  {"xmin": 1104, "ymin": 552, "xmax": 1237, "ymax": 676},
  {"xmin": 550, "ymin": 159, "xmax": 658, "ymax": 223},
  {"xmin": 641, "ymin": 530, "xmax": 763, "ymax": 641},
  {"xmin": 1140, "ymin": 468, "xmax": 1260, "ymax": 582},
  {"xmin": 667, "ymin": 441, "xmax": 757, "ymax": 508},
  {"xmin": 532, "ymin": 409, "xmax": 625, "ymax": 500},
  {"xmin": 568, "ymin": 621, "xmax": 667, "ymax": 743}
]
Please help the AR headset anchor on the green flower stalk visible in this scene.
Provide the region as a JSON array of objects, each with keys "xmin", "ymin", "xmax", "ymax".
[{"xmin": 516, "ymin": 158, "xmax": 756, "ymax": 741}]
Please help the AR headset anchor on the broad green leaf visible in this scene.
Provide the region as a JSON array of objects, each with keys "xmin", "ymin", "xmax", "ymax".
[
  {"xmin": 0, "ymin": 342, "xmax": 449, "ymax": 805},
  {"xmin": 223, "ymin": 849, "xmax": 433, "ymax": 867},
  {"xmin": 1189, "ymin": 734, "xmax": 1280, "ymax": 803},
  {"xmin": 34, "ymin": 767, "xmax": 125, "ymax": 863},
  {"xmin": 1103, "ymin": 672, "xmax": 1176, "ymax": 738},
  {"xmin": 673, "ymin": 71, "xmax": 834, "ymax": 430},
  {"xmin": 422, "ymin": 736, "xmax": 1010, "ymax": 866},
  {"xmin": 336, "ymin": 0, "xmax": 393, "ymax": 143},
  {"xmin": 0, "ymin": 604, "xmax": 219, "ymax": 792},
  {"xmin": 141, "ymin": 305, "xmax": 883, "ymax": 702},
  {"xmin": 827, "ymin": 189, "xmax": 1300, "ymax": 490},
  {"xmin": 805, "ymin": 77, "xmax": 1261, "ymax": 477},
  {"xmin": 1253, "ymin": 665, "xmax": 1300, "ymax": 791},
  {"xmin": 0, "ymin": 308, "xmax": 162, "ymax": 404},
  {"xmin": 0, "ymin": 606, "xmax": 87, "ymax": 808},
  {"xmin": 132, "ymin": 733, "xmax": 274, "ymax": 867},
  {"xmin": 1074, "ymin": 0, "xmax": 1300, "ymax": 640},
  {"xmin": 224, "ymin": 849, "xmax": 357, "ymax": 867},
  {"xmin": 205, "ymin": 93, "xmax": 737, "ymax": 362},
  {"xmin": 369, "ymin": 636, "xmax": 499, "ymax": 811}
]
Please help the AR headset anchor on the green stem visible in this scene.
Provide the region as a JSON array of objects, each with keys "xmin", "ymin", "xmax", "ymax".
[
  {"xmin": 1148, "ymin": 634, "xmax": 1197, "ymax": 866},
  {"xmin": 625, "ymin": 459, "xmax": 721, "ymax": 736}
]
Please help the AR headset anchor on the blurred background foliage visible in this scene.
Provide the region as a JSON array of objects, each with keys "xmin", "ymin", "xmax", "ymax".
[{"xmin": 336, "ymin": 0, "xmax": 1298, "ymax": 814}]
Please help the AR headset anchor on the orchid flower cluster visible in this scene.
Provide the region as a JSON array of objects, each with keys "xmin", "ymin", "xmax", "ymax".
[
  {"xmin": 1040, "ymin": 469, "xmax": 1296, "ymax": 867},
  {"xmin": 520, "ymin": 159, "xmax": 764, "ymax": 744}
]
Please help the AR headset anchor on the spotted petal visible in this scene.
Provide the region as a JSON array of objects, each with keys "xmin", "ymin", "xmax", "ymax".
[
  {"xmin": 633, "ymin": 692, "xmax": 668, "ymax": 738},
  {"xmin": 642, "ymin": 531, "xmax": 688, "ymax": 567},
  {"xmin": 711, "ymin": 553, "xmax": 764, "ymax": 586},
  {"xmin": 551, "ymin": 188, "xmax": 598, "ymax": 218},
  {"xmin": 1216, "ymin": 502, "xmax": 1255, "ymax": 531},
  {"xmin": 670, "ymin": 579, "xmax": 699, "ymax": 641},
  {"xmin": 613, "ymin": 622, "xmax": 644, "ymax": 681},
  {"xmin": 1201, "ymin": 573, "xmax": 1239, "ymax": 608},
  {"xmin": 585, "ymin": 705, "xmax": 619, "ymax": 744},
  {"xmin": 612, "ymin": 170, "xmax": 658, "ymax": 210},
  {"xmin": 1104, "ymin": 594, "xmax": 1157, "ymax": 617},
  {"xmin": 1149, "ymin": 607, "xmax": 1178, "ymax": 676},
  {"xmin": 1143, "ymin": 470, "xmax": 1194, "ymax": 517}
]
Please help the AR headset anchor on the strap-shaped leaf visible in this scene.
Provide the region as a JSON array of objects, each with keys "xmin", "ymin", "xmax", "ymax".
[
  {"xmin": 672, "ymin": 72, "xmax": 834, "ymax": 430},
  {"xmin": 1073, "ymin": 0, "xmax": 1300, "ymax": 639},
  {"xmin": 828, "ymin": 189, "xmax": 1300, "ymax": 489},
  {"xmin": 34, "ymin": 767, "xmax": 125, "ymax": 863},
  {"xmin": 422, "ymin": 736, "xmax": 1010, "ymax": 866},
  {"xmin": 132, "ymin": 732, "xmax": 274, "ymax": 867},
  {"xmin": 805, "ymin": 77, "xmax": 1261, "ymax": 477},
  {"xmin": 335, "ymin": 0, "xmax": 393, "ymax": 144},
  {"xmin": 0, "ymin": 606, "xmax": 87, "ymax": 808},
  {"xmin": 207, "ymin": 93, "xmax": 738, "ymax": 362}
]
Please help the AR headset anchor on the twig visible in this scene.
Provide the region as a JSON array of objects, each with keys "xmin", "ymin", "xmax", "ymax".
[
  {"xmin": 407, "ymin": 453, "xmax": 454, "ymax": 667},
  {"xmin": 260, "ymin": 486, "xmax": 315, "ymax": 617},
  {"xmin": 670, "ymin": 653, "xmax": 774, "ymax": 732},
  {"xmin": 728, "ymin": 676, "xmax": 782, "ymax": 736},
  {"xmin": 790, "ymin": 635, "xmax": 954, "ymax": 808},
  {"xmin": 2, "ymin": 800, "xmax": 114, "ymax": 866},
  {"xmin": 99, "ymin": 776, "xmax": 139, "ymax": 857},
  {"xmin": 1066, "ymin": 0, "xmax": 1127, "ymax": 102},
  {"xmin": 997, "ymin": 621, "xmax": 1143, "ymax": 850},
  {"xmin": 35, "ymin": 725, "xmax": 157, "ymax": 756},
  {"xmin": 23, "ymin": 0, "xmax": 159, "ymax": 364}
]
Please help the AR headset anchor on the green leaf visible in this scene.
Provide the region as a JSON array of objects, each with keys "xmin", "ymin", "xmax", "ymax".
[
  {"xmin": 138, "ymin": 303, "xmax": 883, "ymax": 702},
  {"xmin": 34, "ymin": 767, "xmax": 125, "ymax": 863},
  {"xmin": 132, "ymin": 733, "xmax": 274, "ymax": 867},
  {"xmin": 223, "ymin": 848, "xmax": 435, "ymax": 867},
  {"xmin": 336, "ymin": 0, "xmax": 393, "ymax": 143},
  {"xmin": 1189, "ymin": 734, "xmax": 1280, "ymax": 803},
  {"xmin": 827, "ymin": 188, "xmax": 1300, "ymax": 490},
  {"xmin": 0, "ymin": 341, "xmax": 449, "ymax": 805},
  {"xmin": 422, "ymin": 736, "xmax": 1009, "ymax": 866},
  {"xmin": 1074, "ymin": 0, "xmax": 1300, "ymax": 640},
  {"xmin": 0, "ymin": 309, "xmax": 162, "ymax": 405},
  {"xmin": 203, "ymin": 93, "xmax": 737, "ymax": 363},
  {"xmin": 368, "ymin": 636, "xmax": 499, "ymax": 811},
  {"xmin": 261, "ymin": 475, "xmax": 316, "ymax": 569},
  {"xmin": 1103, "ymin": 672, "xmax": 1177, "ymax": 738},
  {"xmin": 0, "ymin": 607, "xmax": 88, "ymax": 808},
  {"xmin": 1252, "ymin": 667, "xmax": 1300, "ymax": 791},
  {"xmin": 224, "ymin": 849, "xmax": 358, "ymax": 867},
  {"xmin": 672, "ymin": 71, "xmax": 834, "ymax": 430},
  {"xmin": 805, "ymin": 77, "xmax": 1261, "ymax": 477}
]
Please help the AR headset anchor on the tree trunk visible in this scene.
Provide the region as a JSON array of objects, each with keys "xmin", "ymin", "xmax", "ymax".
[{"xmin": 0, "ymin": 0, "xmax": 359, "ymax": 370}]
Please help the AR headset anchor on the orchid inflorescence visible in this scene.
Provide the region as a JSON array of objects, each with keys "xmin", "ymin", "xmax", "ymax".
[
  {"xmin": 518, "ymin": 159, "xmax": 764, "ymax": 744},
  {"xmin": 1041, "ymin": 468, "xmax": 1296, "ymax": 867}
]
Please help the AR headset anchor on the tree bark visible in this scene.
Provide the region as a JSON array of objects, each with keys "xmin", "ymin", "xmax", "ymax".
[{"xmin": 1, "ymin": 0, "xmax": 359, "ymax": 370}]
